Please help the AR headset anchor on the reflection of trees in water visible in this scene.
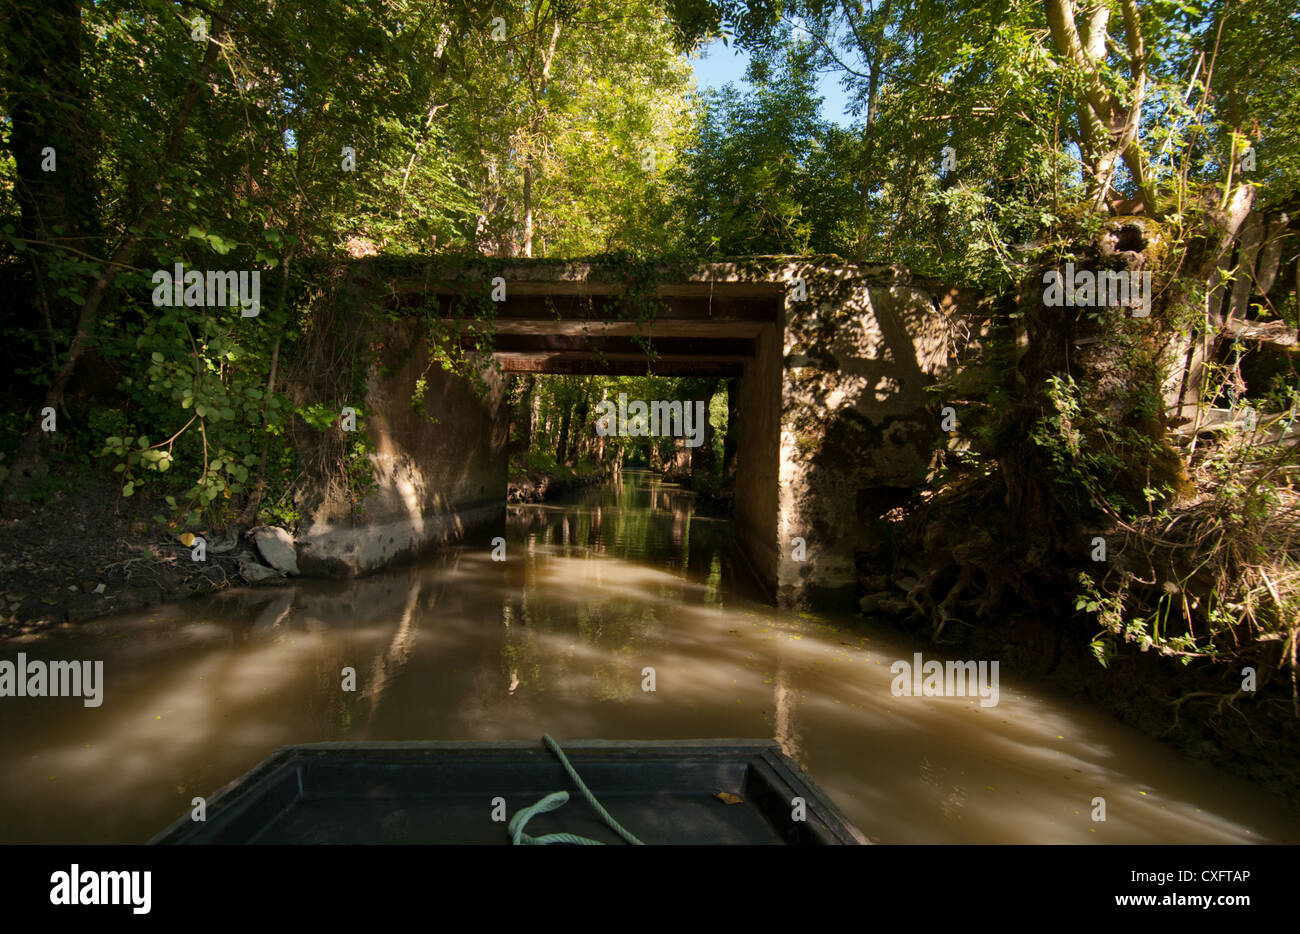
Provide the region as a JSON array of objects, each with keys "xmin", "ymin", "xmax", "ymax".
[
  {"xmin": 514, "ymin": 475, "xmax": 740, "ymax": 605},
  {"xmin": 704, "ymin": 554, "xmax": 724, "ymax": 606},
  {"xmin": 585, "ymin": 505, "xmax": 603, "ymax": 550},
  {"xmin": 494, "ymin": 571, "xmax": 661, "ymax": 706},
  {"xmin": 307, "ymin": 579, "xmax": 427, "ymax": 741},
  {"xmin": 489, "ymin": 473, "xmax": 730, "ymax": 706}
]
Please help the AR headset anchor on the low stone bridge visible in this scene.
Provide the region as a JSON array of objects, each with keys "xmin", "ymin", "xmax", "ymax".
[{"xmin": 292, "ymin": 257, "xmax": 966, "ymax": 608}]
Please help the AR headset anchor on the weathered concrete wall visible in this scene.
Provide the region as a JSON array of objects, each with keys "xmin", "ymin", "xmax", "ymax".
[
  {"xmin": 296, "ymin": 317, "xmax": 509, "ymax": 577},
  {"xmin": 771, "ymin": 263, "xmax": 957, "ymax": 608},
  {"xmin": 626, "ymin": 258, "xmax": 958, "ymax": 608}
]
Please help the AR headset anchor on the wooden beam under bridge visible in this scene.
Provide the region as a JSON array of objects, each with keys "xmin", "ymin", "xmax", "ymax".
[
  {"xmin": 462, "ymin": 334, "xmax": 756, "ymax": 357},
  {"xmin": 492, "ymin": 353, "xmax": 745, "ymax": 376}
]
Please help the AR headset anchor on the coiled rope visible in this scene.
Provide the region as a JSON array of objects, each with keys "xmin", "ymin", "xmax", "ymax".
[{"xmin": 507, "ymin": 735, "xmax": 645, "ymax": 845}]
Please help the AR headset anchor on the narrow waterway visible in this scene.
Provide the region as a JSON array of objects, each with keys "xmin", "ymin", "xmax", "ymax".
[{"xmin": 2, "ymin": 471, "xmax": 1297, "ymax": 844}]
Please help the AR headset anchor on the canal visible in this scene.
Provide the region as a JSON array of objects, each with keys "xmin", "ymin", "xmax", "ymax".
[{"xmin": 2, "ymin": 471, "xmax": 1297, "ymax": 843}]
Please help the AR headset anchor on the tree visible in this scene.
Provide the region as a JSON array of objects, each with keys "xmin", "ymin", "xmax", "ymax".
[
  {"xmin": 677, "ymin": 49, "xmax": 833, "ymax": 254},
  {"xmin": 1, "ymin": 0, "xmax": 706, "ymax": 515}
]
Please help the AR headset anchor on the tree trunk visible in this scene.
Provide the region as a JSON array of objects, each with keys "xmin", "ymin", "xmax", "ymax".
[
  {"xmin": 511, "ymin": 375, "xmax": 537, "ymax": 458},
  {"xmin": 1043, "ymin": 0, "xmax": 1154, "ymax": 214},
  {"xmin": 722, "ymin": 377, "xmax": 739, "ymax": 483},
  {"xmin": 571, "ymin": 396, "xmax": 589, "ymax": 464},
  {"xmin": 5, "ymin": 0, "xmax": 102, "ymax": 281},
  {"xmin": 522, "ymin": 164, "xmax": 533, "ymax": 258},
  {"xmin": 689, "ymin": 380, "xmax": 718, "ymax": 491},
  {"xmin": 556, "ymin": 402, "xmax": 572, "ymax": 466}
]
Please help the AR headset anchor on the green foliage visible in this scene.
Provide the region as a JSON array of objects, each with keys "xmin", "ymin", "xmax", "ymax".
[
  {"xmin": 1030, "ymin": 374, "xmax": 1180, "ymax": 519},
  {"xmin": 684, "ymin": 1, "xmax": 1071, "ymax": 281},
  {"xmin": 676, "ymin": 51, "xmax": 830, "ymax": 254},
  {"xmin": 513, "ymin": 373, "xmax": 733, "ymax": 489}
]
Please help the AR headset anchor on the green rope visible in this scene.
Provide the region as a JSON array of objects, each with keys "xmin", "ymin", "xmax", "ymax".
[{"xmin": 507, "ymin": 735, "xmax": 645, "ymax": 845}]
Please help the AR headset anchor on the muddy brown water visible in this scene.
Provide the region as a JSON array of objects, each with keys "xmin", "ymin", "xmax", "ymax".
[{"xmin": 2, "ymin": 471, "xmax": 1297, "ymax": 844}]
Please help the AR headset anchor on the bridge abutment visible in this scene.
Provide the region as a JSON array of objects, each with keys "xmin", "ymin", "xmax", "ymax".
[{"xmin": 284, "ymin": 258, "xmax": 960, "ymax": 608}]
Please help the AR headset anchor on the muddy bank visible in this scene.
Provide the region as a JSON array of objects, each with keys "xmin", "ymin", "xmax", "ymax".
[
  {"xmin": 0, "ymin": 484, "xmax": 295, "ymax": 642},
  {"xmin": 507, "ymin": 468, "xmax": 609, "ymax": 504},
  {"xmin": 0, "ymin": 469, "xmax": 616, "ymax": 641}
]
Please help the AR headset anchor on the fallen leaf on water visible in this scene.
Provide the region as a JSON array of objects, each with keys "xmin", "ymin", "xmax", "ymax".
[{"xmin": 715, "ymin": 792, "xmax": 743, "ymax": 805}]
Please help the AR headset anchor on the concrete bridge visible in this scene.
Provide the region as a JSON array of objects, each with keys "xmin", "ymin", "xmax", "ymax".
[{"xmin": 291, "ymin": 257, "xmax": 966, "ymax": 608}]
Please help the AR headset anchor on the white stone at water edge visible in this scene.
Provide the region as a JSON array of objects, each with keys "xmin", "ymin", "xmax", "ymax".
[{"xmin": 252, "ymin": 526, "xmax": 299, "ymax": 575}]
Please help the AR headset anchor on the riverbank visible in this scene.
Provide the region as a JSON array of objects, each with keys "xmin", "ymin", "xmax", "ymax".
[
  {"xmin": 507, "ymin": 465, "xmax": 611, "ymax": 504},
  {"xmin": 0, "ymin": 483, "xmax": 244, "ymax": 641},
  {"xmin": 0, "ymin": 466, "xmax": 615, "ymax": 642}
]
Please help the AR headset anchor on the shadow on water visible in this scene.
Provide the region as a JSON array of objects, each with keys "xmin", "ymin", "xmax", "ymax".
[{"xmin": 2, "ymin": 471, "xmax": 1298, "ymax": 843}]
